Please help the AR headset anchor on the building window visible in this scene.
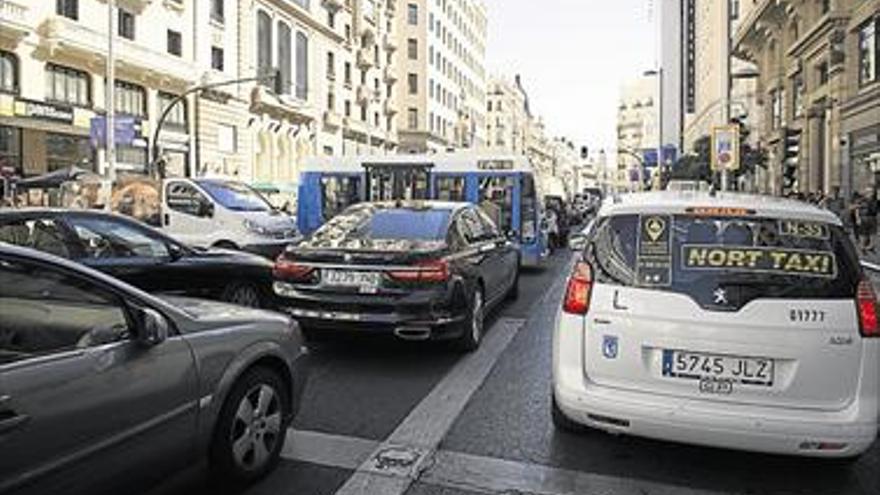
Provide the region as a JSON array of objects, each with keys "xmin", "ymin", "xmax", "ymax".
[
  {"xmin": 821, "ymin": 0, "xmax": 830, "ymax": 14},
  {"xmin": 0, "ymin": 51, "xmax": 18, "ymax": 94},
  {"xmin": 360, "ymin": 104, "xmax": 367, "ymax": 122},
  {"xmin": 344, "ymin": 61, "xmax": 352, "ymax": 86},
  {"xmin": 158, "ymin": 92, "xmax": 187, "ymax": 131},
  {"xmin": 408, "ymin": 38, "xmax": 418, "ymax": 60},
  {"xmin": 296, "ymin": 32, "xmax": 309, "ymax": 100},
  {"xmin": 115, "ymin": 80, "xmax": 146, "ymax": 117},
  {"xmin": 345, "ymin": 100, "xmax": 351, "ymax": 117},
  {"xmin": 292, "ymin": 0, "xmax": 310, "ymax": 9},
  {"xmin": 118, "ymin": 9, "xmax": 135, "ymax": 40},
  {"xmin": 167, "ymin": 30, "xmax": 182, "ymax": 56},
  {"xmin": 817, "ymin": 60, "xmax": 830, "ymax": 86},
  {"xmin": 211, "ymin": 46, "xmax": 225, "ymax": 71},
  {"xmin": 729, "ymin": 0, "xmax": 739, "ymax": 20},
  {"xmin": 278, "ymin": 22, "xmax": 292, "ymax": 94},
  {"xmin": 791, "ymin": 73, "xmax": 804, "ymax": 119},
  {"xmin": 770, "ymin": 88, "xmax": 783, "ymax": 130},
  {"xmin": 407, "ymin": 108, "xmax": 418, "ymax": 129},
  {"xmin": 46, "ymin": 63, "xmax": 90, "ymax": 107},
  {"xmin": 407, "ymin": 3, "xmax": 418, "ymax": 25},
  {"xmin": 859, "ymin": 19, "xmax": 877, "ymax": 86},
  {"xmin": 327, "ymin": 10, "xmax": 336, "ymax": 29},
  {"xmin": 116, "ymin": 145, "xmax": 148, "ymax": 171},
  {"xmin": 47, "ymin": 133, "xmax": 93, "ymax": 172},
  {"xmin": 56, "ymin": 0, "xmax": 78, "ymax": 20},
  {"xmin": 211, "ymin": 0, "xmax": 224, "ymax": 23},
  {"xmin": 217, "ymin": 124, "xmax": 237, "ymax": 153},
  {"xmin": 257, "ymin": 11, "xmax": 272, "ymax": 87},
  {"xmin": 408, "ymin": 73, "xmax": 418, "ymax": 94},
  {"xmin": 327, "ymin": 91, "xmax": 335, "ymax": 111},
  {"xmin": 326, "ymin": 51, "xmax": 335, "ymax": 80},
  {"xmin": 0, "ymin": 126, "xmax": 21, "ymax": 174}
]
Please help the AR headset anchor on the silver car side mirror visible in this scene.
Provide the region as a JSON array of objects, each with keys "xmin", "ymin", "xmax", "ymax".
[
  {"xmin": 568, "ymin": 234, "xmax": 588, "ymax": 251},
  {"xmin": 137, "ymin": 308, "xmax": 170, "ymax": 347}
]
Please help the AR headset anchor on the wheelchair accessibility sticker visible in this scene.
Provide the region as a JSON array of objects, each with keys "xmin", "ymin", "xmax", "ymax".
[{"xmin": 602, "ymin": 335, "xmax": 619, "ymax": 359}]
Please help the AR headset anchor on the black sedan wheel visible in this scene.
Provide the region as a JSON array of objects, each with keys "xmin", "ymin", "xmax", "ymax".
[
  {"xmin": 211, "ymin": 367, "xmax": 290, "ymax": 484},
  {"xmin": 456, "ymin": 287, "xmax": 484, "ymax": 352},
  {"xmin": 222, "ymin": 283, "xmax": 263, "ymax": 308}
]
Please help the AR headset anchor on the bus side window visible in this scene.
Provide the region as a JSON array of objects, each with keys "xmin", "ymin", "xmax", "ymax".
[
  {"xmin": 437, "ymin": 176, "xmax": 466, "ymax": 201},
  {"xmin": 321, "ymin": 176, "xmax": 361, "ymax": 221}
]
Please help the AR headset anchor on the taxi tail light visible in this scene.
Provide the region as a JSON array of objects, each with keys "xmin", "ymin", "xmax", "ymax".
[
  {"xmin": 273, "ymin": 257, "xmax": 315, "ymax": 282},
  {"xmin": 563, "ymin": 261, "xmax": 593, "ymax": 315},
  {"xmin": 856, "ymin": 279, "xmax": 879, "ymax": 338},
  {"xmin": 388, "ymin": 260, "xmax": 450, "ymax": 283}
]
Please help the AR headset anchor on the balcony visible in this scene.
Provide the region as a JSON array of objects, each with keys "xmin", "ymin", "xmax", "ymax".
[
  {"xmin": 97, "ymin": 0, "xmax": 155, "ymax": 14},
  {"xmin": 343, "ymin": 116, "xmax": 369, "ymax": 137},
  {"xmin": 322, "ymin": 0, "xmax": 344, "ymax": 13},
  {"xmin": 323, "ymin": 110, "xmax": 343, "ymax": 129},
  {"xmin": 0, "ymin": 0, "xmax": 30, "ymax": 43},
  {"xmin": 38, "ymin": 16, "xmax": 198, "ymax": 85},
  {"xmin": 382, "ymin": 34, "xmax": 397, "ymax": 52},
  {"xmin": 356, "ymin": 85, "xmax": 371, "ymax": 103},
  {"xmin": 251, "ymin": 86, "xmax": 316, "ymax": 124},
  {"xmin": 383, "ymin": 99, "xmax": 397, "ymax": 116},
  {"xmin": 356, "ymin": 49, "xmax": 374, "ymax": 69},
  {"xmin": 383, "ymin": 66, "xmax": 398, "ymax": 83}
]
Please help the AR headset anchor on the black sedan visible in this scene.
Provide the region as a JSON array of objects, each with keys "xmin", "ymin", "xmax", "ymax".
[
  {"xmin": 0, "ymin": 209, "xmax": 276, "ymax": 308},
  {"xmin": 273, "ymin": 201, "xmax": 520, "ymax": 350}
]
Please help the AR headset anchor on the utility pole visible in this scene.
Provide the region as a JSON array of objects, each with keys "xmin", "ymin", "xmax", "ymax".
[
  {"xmin": 106, "ymin": 0, "xmax": 116, "ymax": 182},
  {"xmin": 720, "ymin": 0, "xmax": 732, "ymax": 192}
]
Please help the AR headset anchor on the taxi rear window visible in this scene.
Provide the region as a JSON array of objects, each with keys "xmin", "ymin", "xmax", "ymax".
[{"xmin": 588, "ymin": 214, "xmax": 861, "ymax": 309}]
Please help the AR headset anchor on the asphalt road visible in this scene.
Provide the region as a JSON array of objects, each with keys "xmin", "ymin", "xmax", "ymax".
[{"xmin": 159, "ymin": 249, "xmax": 879, "ymax": 495}]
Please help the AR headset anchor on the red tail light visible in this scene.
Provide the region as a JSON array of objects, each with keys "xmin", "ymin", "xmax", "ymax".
[
  {"xmin": 563, "ymin": 261, "xmax": 593, "ymax": 315},
  {"xmin": 856, "ymin": 279, "xmax": 879, "ymax": 338},
  {"xmin": 388, "ymin": 260, "xmax": 450, "ymax": 283},
  {"xmin": 273, "ymin": 257, "xmax": 315, "ymax": 282}
]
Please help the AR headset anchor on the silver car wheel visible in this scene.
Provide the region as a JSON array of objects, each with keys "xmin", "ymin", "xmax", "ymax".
[{"xmin": 230, "ymin": 384, "xmax": 283, "ymax": 472}]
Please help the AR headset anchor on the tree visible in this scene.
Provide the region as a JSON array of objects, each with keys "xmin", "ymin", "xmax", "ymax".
[{"xmin": 670, "ymin": 135, "xmax": 711, "ymax": 182}]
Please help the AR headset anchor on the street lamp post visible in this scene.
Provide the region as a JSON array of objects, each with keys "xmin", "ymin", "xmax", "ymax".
[
  {"xmin": 106, "ymin": 0, "xmax": 116, "ymax": 181},
  {"xmin": 644, "ymin": 68, "xmax": 664, "ymax": 192},
  {"xmin": 150, "ymin": 70, "xmax": 279, "ymax": 178}
]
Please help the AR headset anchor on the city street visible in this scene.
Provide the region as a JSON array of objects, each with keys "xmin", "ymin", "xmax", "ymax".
[{"xmin": 150, "ymin": 250, "xmax": 879, "ymax": 495}]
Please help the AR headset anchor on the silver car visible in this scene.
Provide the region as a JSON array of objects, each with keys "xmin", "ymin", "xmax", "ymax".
[{"xmin": 0, "ymin": 244, "xmax": 309, "ymax": 494}]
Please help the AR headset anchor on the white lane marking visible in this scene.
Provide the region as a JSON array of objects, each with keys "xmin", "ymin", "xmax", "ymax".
[
  {"xmin": 281, "ymin": 429, "xmax": 379, "ymax": 470},
  {"xmin": 331, "ymin": 317, "xmax": 526, "ymax": 495},
  {"xmin": 284, "ymin": 429, "xmax": 727, "ymax": 495}
]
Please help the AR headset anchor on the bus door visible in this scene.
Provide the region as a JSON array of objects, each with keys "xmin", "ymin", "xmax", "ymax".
[
  {"xmin": 364, "ymin": 164, "xmax": 432, "ymax": 201},
  {"xmin": 298, "ymin": 172, "xmax": 363, "ymax": 235},
  {"xmin": 476, "ymin": 174, "xmax": 517, "ymax": 236}
]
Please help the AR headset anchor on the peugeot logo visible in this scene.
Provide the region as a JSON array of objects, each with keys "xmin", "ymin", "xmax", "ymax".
[{"xmin": 713, "ymin": 288, "xmax": 729, "ymax": 306}]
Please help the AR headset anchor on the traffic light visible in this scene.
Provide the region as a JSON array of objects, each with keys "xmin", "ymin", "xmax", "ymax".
[{"xmin": 782, "ymin": 128, "xmax": 801, "ymax": 194}]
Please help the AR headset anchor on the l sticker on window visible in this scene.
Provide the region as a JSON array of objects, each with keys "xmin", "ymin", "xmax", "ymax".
[{"xmin": 681, "ymin": 245, "xmax": 837, "ymax": 279}]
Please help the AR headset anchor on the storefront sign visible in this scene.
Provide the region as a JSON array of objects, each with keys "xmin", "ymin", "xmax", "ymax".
[
  {"xmin": 90, "ymin": 116, "xmax": 142, "ymax": 147},
  {"xmin": 14, "ymin": 99, "xmax": 75, "ymax": 124}
]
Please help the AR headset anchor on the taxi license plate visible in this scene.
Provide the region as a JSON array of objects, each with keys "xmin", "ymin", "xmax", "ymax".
[
  {"xmin": 662, "ymin": 350, "xmax": 774, "ymax": 387},
  {"xmin": 323, "ymin": 269, "xmax": 381, "ymax": 289}
]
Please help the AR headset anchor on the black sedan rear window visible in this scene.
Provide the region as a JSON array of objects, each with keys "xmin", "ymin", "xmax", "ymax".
[{"xmin": 302, "ymin": 206, "xmax": 452, "ymax": 250}]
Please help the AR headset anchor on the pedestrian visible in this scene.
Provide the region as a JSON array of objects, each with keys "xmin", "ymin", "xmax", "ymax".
[{"xmin": 826, "ymin": 186, "xmax": 846, "ymax": 225}]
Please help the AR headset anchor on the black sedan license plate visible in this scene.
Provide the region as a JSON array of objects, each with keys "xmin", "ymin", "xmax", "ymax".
[
  {"xmin": 662, "ymin": 350, "xmax": 774, "ymax": 387},
  {"xmin": 323, "ymin": 269, "xmax": 381, "ymax": 290}
]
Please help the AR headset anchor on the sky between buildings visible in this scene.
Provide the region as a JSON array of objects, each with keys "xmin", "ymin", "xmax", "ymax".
[{"xmin": 486, "ymin": 0, "xmax": 656, "ymax": 155}]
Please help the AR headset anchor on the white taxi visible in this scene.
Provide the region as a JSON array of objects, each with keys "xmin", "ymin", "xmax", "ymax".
[{"xmin": 553, "ymin": 192, "xmax": 879, "ymax": 458}]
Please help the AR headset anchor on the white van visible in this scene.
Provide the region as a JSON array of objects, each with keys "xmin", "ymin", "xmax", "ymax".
[
  {"xmin": 161, "ymin": 178, "xmax": 300, "ymax": 259},
  {"xmin": 554, "ymin": 191, "xmax": 878, "ymax": 458}
]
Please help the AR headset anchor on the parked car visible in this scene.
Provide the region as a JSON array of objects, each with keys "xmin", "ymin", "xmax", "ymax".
[
  {"xmin": 553, "ymin": 191, "xmax": 879, "ymax": 458},
  {"xmin": 0, "ymin": 243, "xmax": 308, "ymax": 494},
  {"xmin": 273, "ymin": 201, "xmax": 520, "ymax": 350},
  {"xmin": 0, "ymin": 209, "xmax": 276, "ymax": 308}
]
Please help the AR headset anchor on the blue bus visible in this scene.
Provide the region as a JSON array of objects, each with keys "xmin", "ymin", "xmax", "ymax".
[{"xmin": 297, "ymin": 153, "xmax": 548, "ymax": 267}]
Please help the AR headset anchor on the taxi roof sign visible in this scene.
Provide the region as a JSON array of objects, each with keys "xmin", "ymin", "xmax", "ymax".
[{"xmin": 686, "ymin": 206, "xmax": 755, "ymax": 217}]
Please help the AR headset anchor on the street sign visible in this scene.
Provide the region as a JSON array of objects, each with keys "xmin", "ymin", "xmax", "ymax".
[
  {"xmin": 711, "ymin": 125, "xmax": 740, "ymax": 172},
  {"xmin": 90, "ymin": 116, "xmax": 141, "ymax": 148}
]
